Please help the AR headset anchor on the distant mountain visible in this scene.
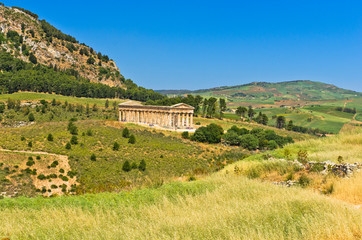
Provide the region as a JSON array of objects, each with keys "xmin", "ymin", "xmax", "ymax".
[{"xmin": 157, "ymin": 80, "xmax": 362, "ymax": 101}]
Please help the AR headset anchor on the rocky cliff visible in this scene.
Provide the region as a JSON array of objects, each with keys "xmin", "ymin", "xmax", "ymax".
[{"xmin": 0, "ymin": 5, "xmax": 124, "ymax": 87}]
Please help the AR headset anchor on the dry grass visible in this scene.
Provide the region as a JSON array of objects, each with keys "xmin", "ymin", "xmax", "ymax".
[
  {"xmin": 331, "ymin": 171, "xmax": 362, "ymax": 205},
  {"xmin": 0, "ymin": 174, "xmax": 361, "ymax": 240}
]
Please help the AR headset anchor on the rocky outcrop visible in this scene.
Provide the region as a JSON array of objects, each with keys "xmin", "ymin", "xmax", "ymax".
[{"xmin": 0, "ymin": 5, "xmax": 125, "ymax": 88}]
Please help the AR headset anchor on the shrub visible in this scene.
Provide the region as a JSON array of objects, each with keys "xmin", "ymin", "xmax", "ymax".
[
  {"xmin": 131, "ymin": 162, "xmax": 138, "ymax": 169},
  {"xmin": 26, "ymin": 158, "xmax": 35, "ymax": 167},
  {"xmin": 28, "ymin": 113, "xmax": 35, "ymax": 121},
  {"xmin": 28, "ymin": 141, "xmax": 33, "ymax": 147},
  {"xmin": 70, "ymin": 136, "xmax": 78, "ymax": 145},
  {"xmin": 112, "ymin": 142, "xmax": 120, "ymax": 151},
  {"xmin": 29, "ymin": 53, "xmax": 37, "ymax": 64},
  {"xmin": 122, "ymin": 160, "xmax": 131, "ymax": 172},
  {"xmin": 322, "ymin": 183, "xmax": 334, "ymax": 195},
  {"xmin": 21, "ymin": 136, "xmax": 26, "ymax": 141},
  {"xmin": 239, "ymin": 134, "xmax": 259, "ymax": 150},
  {"xmin": 59, "ymin": 168, "xmax": 65, "ymax": 173},
  {"xmin": 65, "ymin": 142, "xmax": 71, "ymax": 150},
  {"xmin": 47, "ymin": 133, "xmax": 54, "ymax": 141},
  {"xmin": 50, "ymin": 161, "xmax": 59, "ymax": 168},
  {"xmin": 36, "ymin": 156, "xmax": 41, "ymax": 160},
  {"xmin": 222, "ymin": 131, "xmax": 241, "ymax": 146},
  {"xmin": 37, "ymin": 174, "xmax": 46, "ymax": 180},
  {"xmin": 298, "ymin": 174, "xmax": 311, "ymax": 187},
  {"xmin": 267, "ymin": 140, "xmax": 278, "ymax": 150},
  {"xmin": 337, "ymin": 156, "xmax": 344, "ymax": 164},
  {"xmin": 297, "ymin": 150, "xmax": 308, "ymax": 164},
  {"xmin": 188, "ymin": 176, "xmax": 196, "ymax": 181},
  {"xmin": 51, "ymin": 185, "xmax": 58, "ymax": 189},
  {"xmin": 90, "ymin": 153, "xmax": 96, "ymax": 161},
  {"xmin": 181, "ymin": 131, "xmax": 189, "ymax": 139},
  {"xmin": 138, "ymin": 160, "xmax": 146, "ymax": 171},
  {"xmin": 191, "ymin": 123, "xmax": 223, "ymax": 143},
  {"xmin": 122, "ymin": 127, "xmax": 130, "ymax": 138},
  {"xmin": 68, "ymin": 123, "xmax": 78, "ymax": 135},
  {"xmin": 86, "ymin": 129, "xmax": 93, "ymax": 136},
  {"xmin": 61, "ymin": 176, "xmax": 69, "ymax": 181},
  {"xmin": 128, "ymin": 134, "xmax": 136, "ymax": 144}
]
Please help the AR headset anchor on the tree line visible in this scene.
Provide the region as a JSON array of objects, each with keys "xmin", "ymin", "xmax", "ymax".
[{"xmin": 0, "ymin": 51, "xmax": 164, "ymax": 101}]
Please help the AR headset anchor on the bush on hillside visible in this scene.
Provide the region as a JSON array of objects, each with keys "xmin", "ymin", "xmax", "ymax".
[
  {"xmin": 122, "ymin": 160, "xmax": 131, "ymax": 172},
  {"xmin": 122, "ymin": 127, "xmax": 130, "ymax": 138},
  {"xmin": 70, "ymin": 136, "xmax": 78, "ymax": 145},
  {"xmin": 181, "ymin": 131, "xmax": 189, "ymax": 139},
  {"xmin": 113, "ymin": 142, "xmax": 120, "ymax": 151},
  {"xmin": 28, "ymin": 113, "xmax": 35, "ymax": 121},
  {"xmin": 128, "ymin": 134, "xmax": 136, "ymax": 144},
  {"xmin": 138, "ymin": 160, "xmax": 146, "ymax": 171},
  {"xmin": 191, "ymin": 123, "xmax": 224, "ymax": 143},
  {"xmin": 90, "ymin": 153, "xmax": 97, "ymax": 161},
  {"xmin": 47, "ymin": 133, "xmax": 54, "ymax": 141}
]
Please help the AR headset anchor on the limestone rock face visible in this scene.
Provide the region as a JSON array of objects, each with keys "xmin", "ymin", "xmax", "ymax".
[{"xmin": 0, "ymin": 5, "xmax": 125, "ymax": 88}]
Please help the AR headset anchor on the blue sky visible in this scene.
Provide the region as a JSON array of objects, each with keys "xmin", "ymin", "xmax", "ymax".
[{"xmin": 3, "ymin": 0, "xmax": 362, "ymax": 91}]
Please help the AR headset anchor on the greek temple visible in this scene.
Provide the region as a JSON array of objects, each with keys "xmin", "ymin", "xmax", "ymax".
[{"xmin": 119, "ymin": 101, "xmax": 194, "ymax": 129}]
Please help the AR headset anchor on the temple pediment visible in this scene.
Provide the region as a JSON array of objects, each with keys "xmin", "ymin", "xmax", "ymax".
[{"xmin": 170, "ymin": 103, "xmax": 194, "ymax": 109}]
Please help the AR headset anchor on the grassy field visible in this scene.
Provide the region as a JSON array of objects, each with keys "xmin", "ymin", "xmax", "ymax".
[
  {"xmin": 0, "ymin": 173, "xmax": 361, "ymax": 240},
  {"xmin": 221, "ymin": 124, "xmax": 362, "ymax": 204},
  {"xmin": 0, "ymin": 92, "xmax": 127, "ymax": 106},
  {"xmin": 0, "ymin": 120, "xmax": 230, "ymax": 193}
]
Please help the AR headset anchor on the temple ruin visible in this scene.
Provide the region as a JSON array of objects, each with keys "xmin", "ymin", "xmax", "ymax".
[{"xmin": 118, "ymin": 101, "xmax": 194, "ymax": 129}]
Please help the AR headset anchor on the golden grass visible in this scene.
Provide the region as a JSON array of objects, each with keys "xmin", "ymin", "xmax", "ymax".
[
  {"xmin": 0, "ymin": 174, "xmax": 361, "ymax": 240},
  {"xmin": 331, "ymin": 171, "xmax": 362, "ymax": 205}
]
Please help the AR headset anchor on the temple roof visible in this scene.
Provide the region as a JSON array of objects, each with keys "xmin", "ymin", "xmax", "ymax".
[{"xmin": 119, "ymin": 101, "xmax": 194, "ymax": 110}]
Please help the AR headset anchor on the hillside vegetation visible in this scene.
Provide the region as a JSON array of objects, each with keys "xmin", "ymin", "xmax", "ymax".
[
  {"xmin": 0, "ymin": 170, "xmax": 361, "ymax": 239},
  {"xmin": 158, "ymin": 80, "xmax": 362, "ymax": 107},
  {"xmin": 0, "ymin": 5, "xmax": 164, "ymax": 102}
]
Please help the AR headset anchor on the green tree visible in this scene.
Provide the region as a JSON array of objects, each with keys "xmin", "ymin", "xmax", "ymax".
[
  {"xmin": 248, "ymin": 106, "xmax": 255, "ymax": 121},
  {"xmin": 191, "ymin": 123, "xmax": 224, "ymax": 143},
  {"xmin": 28, "ymin": 113, "xmax": 35, "ymax": 122},
  {"xmin": 29, "ymin": 53, "xmax": 37, "ymax": 64},
  {"xmin": 276, "ymin": 116, "xmax": 286, "ymax": 129},
  {"xmin": 122, "ymin": 160, "xmax": 131, "ymax": 172},
  {"xmin": 0, "ymin": 103, "xmax": 5, "ymax": 113},
  {"xmin": 219, "ymin": 98, "xmax": 227, "ymax": 118},
  {"xmin": 122, "ymin": 127, "xmax": 130, "ymax": 138},
  {"xmin": 70, "ymin": 136, "xmax": 78, "ymax": 145},
  {"xmin": 128, "ymin": 134, "xmax": 136, "ymax": 144},
  {"xmin": 181, "ymin": 131, "xmax": 189, "ymax": 139},
  {"xmin": 87, "ymin": 56, "xmax": 95, "ymax": 64},
  {"xmin": 47, "ymin": 133, "xmax": 54, "ymax": 141},
  {"xmin": 286, "ymin": 120, "xmax": 294, "ymax": 131},
  {"xmin": 239, "ymin": 134, "xmax": 259, "ymax": 150},
  {"xmin": 235, "ymin": 106, "xmax": 247, "ymax": 118},
  {"xmin": 90, "ymin": 153, "xmax": 96, "ymax": 161},
  {"xmin": 138, "ymin": 160, "xmax": 146, "ymax": 171},
  {"xmin": 267, "ymin": 140, "xmax": 278, "ymax": 150},
  {"xmin": 113, "ymin": 142, "xmax": 120, "ymax": 151},
  {"xmin": 65, "ymin": 142, "xmax": 71, "ymax": 149}
]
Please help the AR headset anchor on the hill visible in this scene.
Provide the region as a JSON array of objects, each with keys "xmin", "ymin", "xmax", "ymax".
[
  {"xmin": 0, "ymin": 5, "xmax": 123, "ymax": 87},
  {"xmin": 0, "ymin": 4, "xmax": 164, "ymax": 102},
  {"xmin": 157, "ymin": 80, "xmax": 362, "ymax": 107}
]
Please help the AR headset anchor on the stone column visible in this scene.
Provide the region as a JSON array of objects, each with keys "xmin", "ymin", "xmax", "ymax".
[
  {"xmin": 186, "ymin": 113, "xmax": 189, "ymax": 127},
  {"xmin": 182, "ymin": 113, "xmax": 185, "ymax": 128},
  {"xmin": 190, "ymin": 113, "xmax": 194, "ymax": 128}
]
